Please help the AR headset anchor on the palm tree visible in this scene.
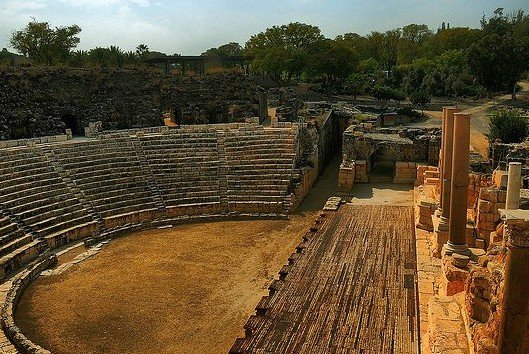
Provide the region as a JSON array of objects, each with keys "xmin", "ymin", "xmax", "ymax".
[{"xmin": 135, "ymin": 44, "xmax": 149, "ymax": 57}]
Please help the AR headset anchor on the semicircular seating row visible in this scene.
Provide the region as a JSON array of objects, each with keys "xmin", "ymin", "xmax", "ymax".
[{"xmin": 0, "ymin": 126, "xmax": 298, "ymax": 279}]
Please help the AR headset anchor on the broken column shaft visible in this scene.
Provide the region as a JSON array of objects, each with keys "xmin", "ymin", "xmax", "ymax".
[
  {"xmin": 446, "ymin": 112, "xmax": 470, "ymax": 255},
  {"xmin": 506, "ymin": 162, "xmax": 522, "ymax": 210}
]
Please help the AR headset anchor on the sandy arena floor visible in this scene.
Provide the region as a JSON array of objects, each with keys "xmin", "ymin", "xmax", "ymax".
[{"xmin": 16, "ymin": 217, "xmax": 318, "ymax": 354}]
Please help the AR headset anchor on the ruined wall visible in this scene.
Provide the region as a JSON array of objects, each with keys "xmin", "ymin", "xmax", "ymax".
[
  {"xmin": 0, "ymin": 67, "xmax": 261, "ymax": 139},
  {"xmin": 341, "ymin": 126, "xmax": 441, "ymax": 183}
]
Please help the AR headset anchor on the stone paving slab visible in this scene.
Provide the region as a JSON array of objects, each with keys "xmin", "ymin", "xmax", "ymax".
[{"xmin": 232, "ymin": 204, "xmax": 420, "ymax": 353}]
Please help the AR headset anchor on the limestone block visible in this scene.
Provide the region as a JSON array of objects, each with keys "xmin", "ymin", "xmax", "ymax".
[
  {"xmin": 492, "ymin": 169, "xmax": 508, "ymax": 189},
  {"xmin": 466, "ymin": 268, "xmax": 493, "ymax": 323},
  {"xmin": 478, "ymin": 200, "xmax": 494, "ymax": 213},
  {"xmin": 440, "ymin": 253, "xmax": 470, "ymax": 296},
  {"xmin": 425, "ymin": 177, "xmax": 439, "ymax": 186},
  {"xmin": 424, "ymin": 170, "xmax": 440, "ymax": 179},
  {"xmin": 475, "ymin": 238, "xmax": 486, "ymax": 250}
]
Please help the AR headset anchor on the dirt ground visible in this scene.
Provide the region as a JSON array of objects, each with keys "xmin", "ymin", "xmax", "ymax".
[
  {"xmin": 15, "ymin": 158, "xmax": 341, "ymax": 354},
  {"xmin": 349, "ymin": 182, "xmax": 413, "ymax": 206},
  {"xmin": 420, "ymin": 80, "xmax": 529, "ymax": 159},
  {"xmin": 16, "ymin": 218, "xmax": 317, "ymax": 354}
]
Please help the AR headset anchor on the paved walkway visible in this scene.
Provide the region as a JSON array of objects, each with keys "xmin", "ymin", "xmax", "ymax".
[{"xmin": 231, "ymin": 204, "xmax": 420, "ymax": 353}]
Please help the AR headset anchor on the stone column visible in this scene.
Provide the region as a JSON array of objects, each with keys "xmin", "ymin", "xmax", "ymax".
[
  {"xmin": 498, "ymin": 215, "xmax": 529, "ymax": 354},
  {"xmin": 506, "ymin": 162, "xmax": 522, "ymax": 210},
  {"xmin": 435, "ymin": 109, "xmax": 447, "ymax": 217},
  {"xmin": 439, "ymin": 109, "xmax": 446, "ymax": 170},
  {"xmin": 446, "ymin": 113, "xmax": 471, "ymax": 255},
  {"xmin": 439, "ymin": 108, "xmax": 459, "ymax": 227}
]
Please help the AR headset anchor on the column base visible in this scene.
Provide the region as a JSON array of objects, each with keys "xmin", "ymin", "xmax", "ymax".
[{"xmin": 443, "ymin": 241, "xmax": 471, "ymax": 257}]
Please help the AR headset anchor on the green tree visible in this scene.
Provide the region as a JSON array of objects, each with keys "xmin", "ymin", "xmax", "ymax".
[
  {"xmin": 202, "ymin": 42, "xmax": 242, "ymax": 57},
  {"xmin": 135, "ymin": 44, "xmax": 149, "ymax": 57},
  {"xmin": 468, "ymin": 8, "xmax": 529, "ymax": 98},
  {"xmin": 346, "ymin": 73, "xmax": 369, "ymax": 101},
  {"xmin": 397, "ymin": 24, "xmax": 432, "ymax": 65},
  {"xmin": 245, "ymin": 22, "xmax": 323, "ymax": 84},
  {"xmin": 488, "ymin": 109, "xmax": 528, "ymax": 143},
  {"xmin": 307, "ymin": 39, "xmax": 358, "ymax": 90},
  {"xmin": 10, "ymin": 20, "xmax": 81, "ymax": 65},
  {"xmin": 409, "ymin": 90, "xmax": 431, "ymax": 113}
]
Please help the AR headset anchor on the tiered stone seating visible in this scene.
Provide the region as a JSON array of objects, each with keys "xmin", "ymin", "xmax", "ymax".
[
  {"xmin": 0, "ymin": 147, "xmax": 97, "ymax": 276},
  {"xmin": 140, "ymin": 132, "xmax": 222, "ymax": 217},
  {"xmin": 0, "ymin": 210, "xmax": 42, "ymax": 279},
  {"xmin": 52, "ymin": 138, "xmax": 158, "ymax": 228},
  {"xmin": 224, "ymin": 127, "xmax": 296, "ymax": 214}
]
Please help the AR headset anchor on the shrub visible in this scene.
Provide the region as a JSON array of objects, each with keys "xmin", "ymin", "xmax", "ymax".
[{"xmin": 488, "ymin": 109, "xmax": 528, "ymax": 144}]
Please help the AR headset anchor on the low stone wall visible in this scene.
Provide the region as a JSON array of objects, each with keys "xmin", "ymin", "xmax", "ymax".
[
  {"xmin": 1, "ymin": 253, "xmax": 57, "ymax": 354},
  {"xmin": 469, "ymin": 173, "xmax": 493, "ymax": 208},
  {"xmin": 291, "ymin": 166, "xmax": 319, "ymax": 211},
  {"xmin": 338, "ymin": 161, "xmax": 355, "ymax": 193},
  {"xmin": 354, "ymin": 161, "xmax": 368, "ymax": 183},
  {"xmin": 341, "ymin": 125, "xmax": 441, "ymax": 183},
  {"xmin": 393, "ymin": 162, "xmax": 417, "ymax": 184},
  {"xmin": 0, "ymin": 134, "xmax": 69, "ymax": 149},
  {"xmin": 475, "ymin": 187, "xmax": 506, "ymax": 246},
  {"xmin": 463, "ymin": 240, "xmax": 506, "ymax": 353},
  {"xmin": 87, "ymin": 118, "xmax": 262, "ymax": 138}
]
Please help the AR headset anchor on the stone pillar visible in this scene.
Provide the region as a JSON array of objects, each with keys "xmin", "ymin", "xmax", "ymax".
[
  {"xmin": 446, "ymin": 112, "xmax": 471, "ymax": 255},
  {"xmin": 435, "ymin": 109, "xmax": 447, "ymax": 218},
  {"xmin": 498, "ymin": 213, "xmax": 529, "ymax": 354},
  {"xmin": 439, "ymin": 109, "xmax": 446, "ymax": 170},
  {"xmin": 439, "ymin": 107, "xmax": 459, "ymax": 227},
  {"xmin": 506, "ymin": 162, "xmax": 522, "ymax": 210}
]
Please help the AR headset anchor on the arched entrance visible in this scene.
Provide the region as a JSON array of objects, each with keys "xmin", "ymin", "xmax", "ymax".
[
  {"xmin": 61, "ymin": 114, "xmax": 82, "ymax": 136},
  {"xmin": 370, "ymin": 146, "xmax": 395, "ymax": 182}
]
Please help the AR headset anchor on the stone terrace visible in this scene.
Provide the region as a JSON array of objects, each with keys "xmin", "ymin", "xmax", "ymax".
[{"xmin": 0, "ymin": 124, "xmax": 299, "ymax": 281}]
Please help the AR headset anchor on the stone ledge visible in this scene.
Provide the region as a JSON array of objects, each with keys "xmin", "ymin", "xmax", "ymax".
[
  {"xmin": 1, "ymin": 253, "xmax": 57, "ymax": 354},
  {"xmin": 428, "ymin": 295, "xmax": 470, "ymax": 354}
]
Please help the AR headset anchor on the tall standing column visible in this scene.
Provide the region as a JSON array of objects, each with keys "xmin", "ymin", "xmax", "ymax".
[
  {"xmin": 498, "ymin": 218, "xmax": 529, "ymax": 354},
  {"xmin": 439, "ymin": 108, "xmax": 460, "ymax": 228},
  {"xmin": 436, "ymin": 109, "xmax": 447, "ymax": 218},
  {"xmin": 446, "ymin": 112, "xmax": 471, "ymax": 255},
  {"xmin": 506, "ymin": 162, "xmax": 522, "ymax": 210}
]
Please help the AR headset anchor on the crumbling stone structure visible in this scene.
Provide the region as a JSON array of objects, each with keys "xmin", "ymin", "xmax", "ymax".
[
  {"xmin": 0, "ymin": 67, "xmax": 262, "ymax": 140},
  {"xmin": 338, "ymin": 124, "xmax": 440, "ymax": 191},
  {"xmin": 418, "ymin": 124, "xmax": 529, "ymax": 353}
]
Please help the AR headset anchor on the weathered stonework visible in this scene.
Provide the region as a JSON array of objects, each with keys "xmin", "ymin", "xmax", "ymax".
[
  {"xmin": 342, "ymin": 125, "xmax": 441, "ymax": 183},
  {"xmin": 0, "ymin": 67, "xmax": 262, "ymax": 139}
]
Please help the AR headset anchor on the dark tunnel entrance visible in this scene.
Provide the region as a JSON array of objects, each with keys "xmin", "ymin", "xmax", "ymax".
[
  {"xmin": 370, "ymin": 146, "xmax": 395, "ymax": 182},
  {"xmin": 61, "ymin": 114, "xmax": 83, "ymax": 136}
]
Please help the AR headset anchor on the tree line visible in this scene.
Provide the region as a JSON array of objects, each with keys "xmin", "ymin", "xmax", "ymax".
[{"xmin": 4, "ymin": 8, "xmax": 529, "ymax": 101}]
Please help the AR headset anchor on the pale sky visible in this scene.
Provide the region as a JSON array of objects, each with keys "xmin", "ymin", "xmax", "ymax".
[{"xmin": 1, "ymin": 0, "xmax": 528, "ymax": 55}]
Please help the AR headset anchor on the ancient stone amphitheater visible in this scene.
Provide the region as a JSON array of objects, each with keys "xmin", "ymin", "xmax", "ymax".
[{"xmin": 0, "ymin": 121, "xmax": 303, "ymax": 352}]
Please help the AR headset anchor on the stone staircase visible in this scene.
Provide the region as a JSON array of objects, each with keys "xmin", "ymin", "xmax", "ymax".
[
  {"xmin": 39, "ymin": 145, "xmax": 104, "ymax": 233},
  {"xmin": 216, "ymin": 131, "xmax": 229, "ymax": 212},
  {"xmin": 131, "ymin": 137, "xmax": 167, "ymax": 214}
]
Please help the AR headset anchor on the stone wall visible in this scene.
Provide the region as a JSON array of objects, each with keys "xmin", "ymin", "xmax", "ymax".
[
  {"xmin": 341, "ymin": 125, "xmax": 441, "ymax": 183},
  {"xmin": 0, "ymin": 67, "xmax": 261, "ymax": 140},
  {"xmin": 394, "ymin": 162, "xmax": 418, "ymax": 184},
  {"xmin": 475, "ymin": 187, "xmax": 506, "ymax": 246}
]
